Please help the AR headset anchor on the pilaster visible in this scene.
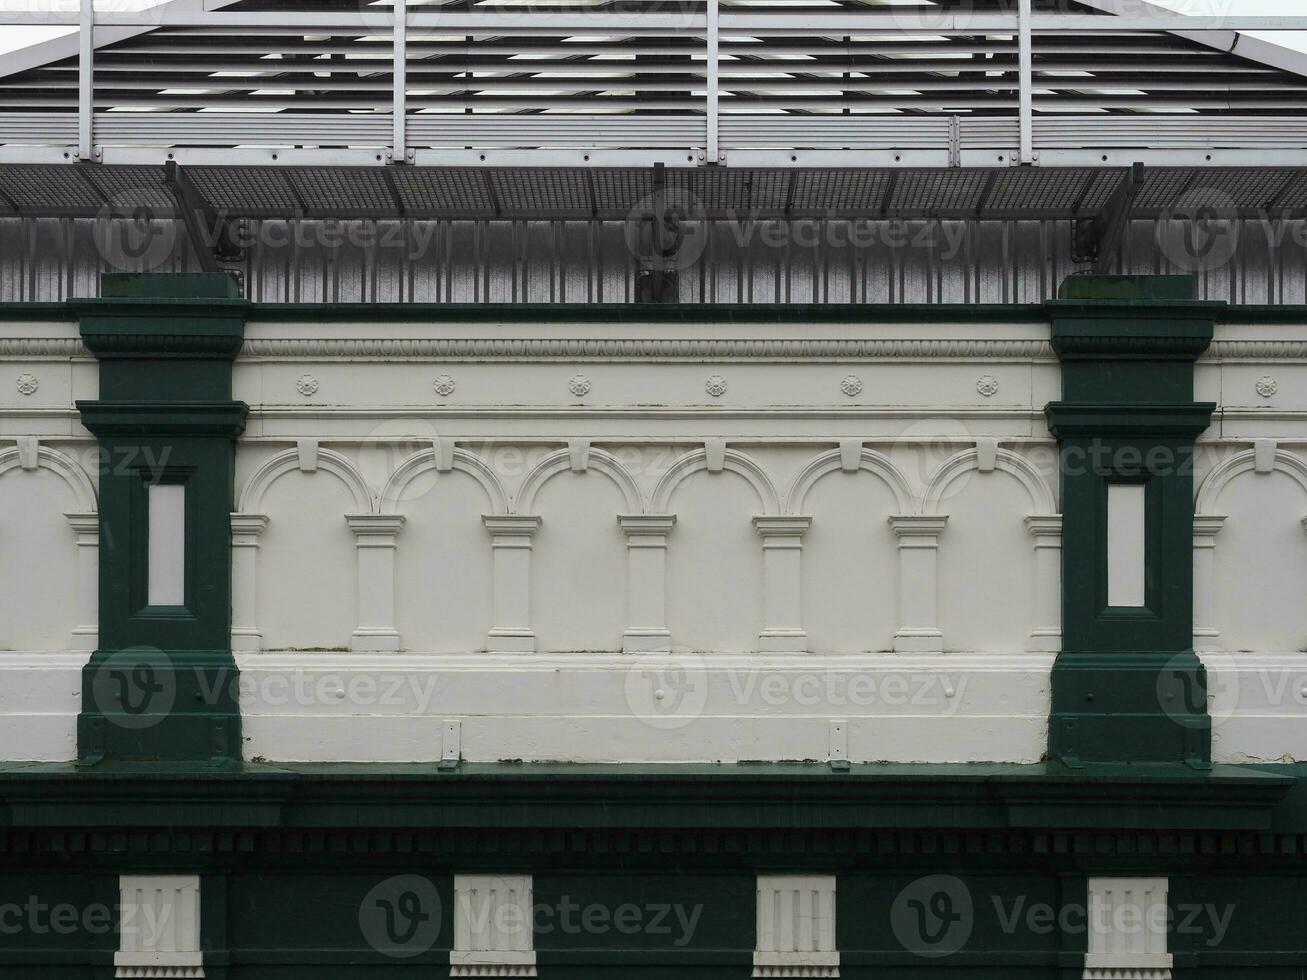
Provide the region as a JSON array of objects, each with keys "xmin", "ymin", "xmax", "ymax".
[
  {"xmin": 73, "ymin": 273, "xmax": 249, "ymax": 766},
  {"xmin": 229, "ymin": 513, "xmax": 268, "ymax": 653},
  {"xmin": 753, "ymin": 516, "xmax": 811, "ymax": 654},
  {"xmin": 1025, "ymin": 514, "xmax": 1063, "ymax": 652},
  {"xmin": 484, "ymin": 516, "xmax": 542, "ymax": 653},
  {"xmin": 346, "ymin": 514, "xmax": 406, "ymax": 652},
  {"xmin": 618, "ymin": 514, "xmax": 676, "ymax": 653},
  {"xmin": 1045, "ymin": 274, "xmax": 1220, "ymax": 768},
  {"xmin": 889, "ymin": 515, "xmax": 948, "ymax": 653},
  {"xmin": 65, "ymin": 512, "xmax": 100, "ymax": 651},
  {"xmin": 1191, "ymin": 514, "xmax": 1226, "ymax": 651}
]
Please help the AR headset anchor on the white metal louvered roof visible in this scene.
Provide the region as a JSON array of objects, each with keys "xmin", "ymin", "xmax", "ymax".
[
  {"xmin": 0, "ymin": 0, "xmax": 1302, "ymax": 169},
  {"xmin": 0, "ymin": 1, "xmax": 1300, "ymax": 223}
]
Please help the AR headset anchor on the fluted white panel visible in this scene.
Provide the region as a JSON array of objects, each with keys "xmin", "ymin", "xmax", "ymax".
[
  {"xmin": 452, "ymin": 875, "xmax": 537, "ymax": 978},
  {"xmin": 1084, "ymin": 877, "xmax": 1171, "ymax": 980},
  {"xmin": 754, "ymin": 875, "xmax": 839, "ymax": 978},
  {"xmin": 115, "ymin": 875, "xmax": 204, "ymax": 979}
]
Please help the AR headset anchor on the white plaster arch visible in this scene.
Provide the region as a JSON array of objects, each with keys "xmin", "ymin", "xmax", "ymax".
[
  {"xmin": 651, "ymin": 448, "xmax": 780, "ymax": 515},
  {"xmin": 921, "ymin": 447, "xmax": 1057, "ymax": 516},
  {"xmin": 1196, "ymin": 447, "xmax": 1307, "ymax": 515},
  {"xmin": 380, "ymin": 447, "xmax": 509, "ymax": 515},
  {"xmin": 0, "ymin": 444, "xmax": 97, "ymax": 512},
  {"xmin": 238, "ymin": 447, "xmax": 374, "ymax": 514},
  {"xmin": 784, "ymin": 448, "xmax": 913, "ymax": 516},
  {"xmin": 514, "ymin": 447, "xmax": 643, "ymax": 515}
]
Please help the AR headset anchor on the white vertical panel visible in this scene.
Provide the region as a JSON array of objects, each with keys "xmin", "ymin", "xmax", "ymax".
[
  {"xmin": 1107, "ymin": 483, "xmax": 1146, "ymax": 607},
  {"xmin": 754, "ymin": 875, "xmax": 839, "ymax": 977},
  {"xmin": 115, "ymin": 875, "xmax": 203, "ymax": 975},
  {"xmin": 454, "ymin": 874, "xmax": 534, "ymax": 953},
  {"xmin": 147, "ymin": 483, "xmax": 186, "ymax": 607},
  {"xmin": 1085, "ymin": 876, "xmax": 1171, "ymax": 977}
]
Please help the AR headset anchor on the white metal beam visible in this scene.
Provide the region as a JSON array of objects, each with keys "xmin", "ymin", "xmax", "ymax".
[
  {"xmin": 392, "ymin": 0, "xmax": 406, "ymax": 164},
  {"xmin": 1018, "ymin": 0, "xmax": 1033, "ymax": 165},
  {"xmin": 706, "ymin": 0, "xmax": 719, "ymax": 165},
  {"xmin": 76, "ymin": 0, "xmax": 92, "ymax": 160},
  {"xmin": 1, "ymin": 11, "xmax": 1306, "ymax": 32}
]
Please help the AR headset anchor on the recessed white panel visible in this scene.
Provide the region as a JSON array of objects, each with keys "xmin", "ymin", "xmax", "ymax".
[
  {"xmin": 1107, "ymin": 483, "xmax": 1145, "ymax": 607},
  {"xmin": 148, "ymin": 483, "xmax": 186, "ymax": 607}
]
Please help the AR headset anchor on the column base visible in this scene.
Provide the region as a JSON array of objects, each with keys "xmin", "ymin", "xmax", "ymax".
[
  {"xmin": 487, "ymin": 628, "xmax": 536, "ymax": 653},
  {"xmin": 1050, "ymin": 650, "xmax": 1211, "ymax": 768},
  {"xmin": 69, "ymin": 627, "xmax": 98, "ymax": 651},
  {"xmin": 758, "ymin": 629, "xmax": 808, "ymax": 654},
  {"xmin": 231, "ymin": 628, "xmax": 263, "ymax": 654},
  {"xmin": 1026, "ymin": 628, "xmax": 1062, "ymax": 653},
  {"xmin": 623, "ymin": 628, "xmax": 672, "ymax": 653},
  {"xmin": 351, "ymin": 628, "xmax": 401, "ymax": 652},
  {"xmin": 77, "ymin": 649, "xmax": 241, "ymax": 765},
  {"xmin": 893, "ymin": 629, "xmax": 943, "ymax": 654}
]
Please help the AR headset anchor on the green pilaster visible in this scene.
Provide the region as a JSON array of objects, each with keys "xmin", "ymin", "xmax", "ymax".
[
  {"xmin": 1045, "ymin": 275, "xmax": 1220, "ymax": 768},
  {"xmin": 74, "ymin": 273, "xmax": 248, "ymax": 765}
]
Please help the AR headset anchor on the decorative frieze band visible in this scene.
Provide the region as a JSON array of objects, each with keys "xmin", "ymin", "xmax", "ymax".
[
  {"xmin": 238, "ymin": 338, "xmax": 1055, "ymax": 361},
  {"xmin": 7, "ymin": 335, "xmax": 1307, "ymax": 362}
]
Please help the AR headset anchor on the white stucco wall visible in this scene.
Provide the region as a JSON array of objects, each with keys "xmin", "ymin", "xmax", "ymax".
[{"xmin": 2, "ymin": 314, "xmax": 1304, "ymax": 763}]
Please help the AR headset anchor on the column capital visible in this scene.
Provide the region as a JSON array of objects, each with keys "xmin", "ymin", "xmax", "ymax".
[
  {"xmin": 618, "ymin": 514, "xmax": 677, "ymax": 537},
  {"xmin": 1025, "ymin": 514, "xmax": 1063, "ymax": 541},
  {"xmin": 752, "ymin": 516, "xmax": 812, "ymax": 540},
  {"xmin": 64, "ymin": 512, "xmax": 99, "ymax": 543},
  {"xmin": 230, "ymin": 512, "xmax": 269, "ymax": 546},
  {"xmin": 888, "ymin": 515, "xmax": 948, "ymax": 542},
  {"xmin": 483, "ymin": 515, "xmax": 542, "ymax": 540},
  {"xmin": 346, "ymin": 513, "xmax": 406, "ymax": 544},
  {"xmin": 1193, "ymin": 514, "xmax": 1227, "ymax": 542}
]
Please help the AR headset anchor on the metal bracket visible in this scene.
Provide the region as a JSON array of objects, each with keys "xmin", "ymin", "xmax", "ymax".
[
  {"xmin": 828, "ymin": 720, "xmax": 850, "ymax": 772},
  {"xmin": 1072, "ymin": 161, "xmax": 1145, "ymax": 272},
  {"xmin": 162, "ymin": 159, "xmax": 245, "ymax": 273},
  {"xmin": 634, "ymin": 162, "xmax": 681, "ymax": 303},
  {"xmin": 439, "ymin": 719, "xmax": 462, "ymax": 770}
]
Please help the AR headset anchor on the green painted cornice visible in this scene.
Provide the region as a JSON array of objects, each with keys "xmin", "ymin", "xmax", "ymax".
[
  {"xmin": 1044, "ymin": 402, "xmax": 1216, "ymax": 440},
  {"xmin": 75, "ymin": 401, "xmax": 249, "ymax": 438},
  {"xmin": 0, "ymin": 762, "xmax": 1294, "ymax": 833},
  {"xmin": 1055, "ymin": 273, "xmax": 1199, "ymax": 302},
  {"xmin": 1047, "ymin": 302, "xmax": 1220, "ymax": 364},
  {"xmin": 73, "ymin": 299, "xmax": 248, "ymax": 360}
]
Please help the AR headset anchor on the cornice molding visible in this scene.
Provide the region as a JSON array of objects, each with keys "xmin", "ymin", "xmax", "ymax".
[
  {"xmin": 7, "ymin": 336, "xmax": 1307, "ymax": 362},
  {"xmin": 239, "ymin": 337, "xmax": 1056, "ymax": 360}
]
